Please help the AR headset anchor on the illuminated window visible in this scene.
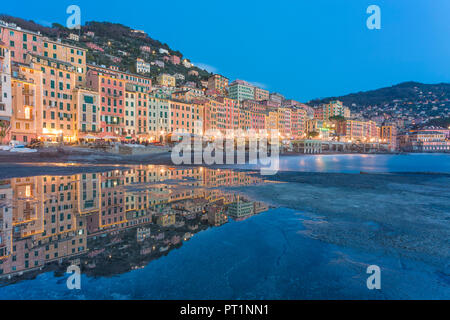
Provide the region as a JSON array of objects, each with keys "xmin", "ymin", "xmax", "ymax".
[{"xmin": 24, "ymin": 107, "xmax": 31, "ymax": 120}]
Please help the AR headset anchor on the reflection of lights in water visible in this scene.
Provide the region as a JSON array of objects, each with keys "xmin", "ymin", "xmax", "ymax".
[
  {"xmin": 314, "ymin": 156, "xmax": 325, "ymax": 171},
  {"xmin": 0, "ymin": 165, "xmax": 270, "ymax": 280}
]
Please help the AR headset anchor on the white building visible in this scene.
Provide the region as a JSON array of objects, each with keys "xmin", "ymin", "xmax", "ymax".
[
  {"xmin": 136, "ymin": 58, "xmax": 151, "ymax": 74},
  {"xmin": 68, "ymin": 33, "xmax": 80, "ymax": 41},
  {"xmin": 182, "ymin": 59, "xmax": 193, "ymax": 68},
  {"xmin": 159, "ymin": 48, "xmax": 169, "ymax": 55},
  {"xmin": 125, "ymin": 91, "xmax": 137, "ymax": 136},
  {"xmin": 173, "ymin": 73, "xmax": 185, "ymax": 81},
  {"xmin": 148, "ymin": 93, "xmax": 171, "ymax": 141},
  {"xmin": 154, "ymin": 60, "xmax": 165, "ymax": 68}
]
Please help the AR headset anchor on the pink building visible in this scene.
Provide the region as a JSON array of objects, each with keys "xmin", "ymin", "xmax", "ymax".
[
  {"xmin": 250, "ymin": 111, "xmax": 266, "ymax": 133},
  {"xmin": 261, "ymin": 99, "xmax": 281, "ymax": 108},
  {"xmin": 86, "ymin": 68, "xmax": 125, "ymax": 137},
  {"xmin": 140, "ymin": 45, "xmax": 151, "ymax": 53},
  {"xmin": 216, "ymin": 97, "xmax": 240, "ymax": 132},
  {"xmin": 169, "ymin": 55, "xmax": 181, "ymax": 65},
  {"xmin": 86, "ymin": 42, "xmax": 104, "ymax": 52},
  {"xmin": 0, "ymin": 23, "xmax": 42, "ymax": 64}
]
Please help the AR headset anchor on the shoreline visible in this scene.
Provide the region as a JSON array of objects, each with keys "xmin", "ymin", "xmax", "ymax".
[{"xmin": 0, "ymin": 146, "xmax": 418, "ymax": 166}]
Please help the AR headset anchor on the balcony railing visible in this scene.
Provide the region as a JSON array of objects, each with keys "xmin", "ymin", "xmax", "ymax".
[
  {"xmin": 22, "ymin": 89, "xmax": 34, "ymax": 96},
  {"xmin": 104, "ymin": 91, "xmax": 121, "ymax": 98}
]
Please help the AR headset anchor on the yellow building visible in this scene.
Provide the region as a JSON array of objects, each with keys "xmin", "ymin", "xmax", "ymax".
[
  {"xmin": 156, "ymin": 214, "xmax": 176, "ymax": 227},
  {"xmin": 10, "ymin": 64, "xmax": 41, "ymax": 144},
  {"xmin": 27, "ymin": 54, "xmax": 78, "ymax": 142},
  {"xmin": 156, "ymin": 73, "xmax": 176, "ymax": 87}
]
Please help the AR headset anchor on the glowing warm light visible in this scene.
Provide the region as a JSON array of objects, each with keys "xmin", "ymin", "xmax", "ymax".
[
  {"xmin": 24, "ymin": 107, "xmax": 31, "ymax": 120},
  {"xmin": 25, "ymin": 185, "xmax": 31, "ymax": 197}
]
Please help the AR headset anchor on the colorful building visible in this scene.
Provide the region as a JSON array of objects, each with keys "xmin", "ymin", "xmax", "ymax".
[
  {"xmin": 208, "ymin": 74, "xmax": 229, "ymax": 95},
  {"xmin": 10, "ymin": 65, "xmax": 39, "ymax": 144},
  {"xmin": 290, "ymin": 107, "xmax": 307, "ymax": 139},
  {"xmin": 86, "ymin": 68, "xmax": 125, "ymax": 137},
  {"xmin": 125, "ymin": 90, "xmax": 137, "ymax": 137},
  {"xmin": 148, "ymin": 93, "xmax": 171, "ymax": 141},
  {"xmin": 400, "ymin": 130, "xmax": 450, "ymax": 152},
  {"xmin": 0, "ymin": 22, "xmax": 42, "ymax": 64},
  {"xmin": 336, "ymin": 119, "xmax": 379, "ymax": 142},
  {"xmin": 170, "ymin": 100, "xmax": 202, "ymax": 135},
  {"xmin": 28, "ymin": 54, "xmax": 77, "ymax": 142},
  {"xmin": 74, "ymin": 87, "xmax": 100, "ymax": 135},
  {"xmin": 42, "ymin": 38, "xmax": 87, "ymax": 86},
  {"xmin": 157, "ymin": 73, "xmax": 176, "ymax": 87},
  {"xmin": 254, "ymin": 87, "xmax": 269, "ymax": 101},
  {"xmin": 136, "ymin": 58, "xmax": 151, "ymax": 74},
  {"xmin": 0, "ymin": 40, "xmax": 12, "ymax": 144},
  {"xmin": 228, "ymin": 80, "xmax": 255, "ymax": 102},
  {"xmin": 381, "ymin": 125, "xmax": 398, "ymax": 151}
]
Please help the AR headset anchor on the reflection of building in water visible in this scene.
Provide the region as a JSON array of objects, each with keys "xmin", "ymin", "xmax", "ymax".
[
  {"xmin": 156, "ymin": 214, "xmax": 176, "ymax": 227},
  {"xmin": 0, "ymin": 166, "xmax": 268, "ymax": 279},
  {"xmin": 254, "ymin": 201, "xmax": 269, "ymax": 214},
  {"xmin": 0, "ymin": 180, "xmax": 13, "ymax": 260},
  {"xmin": 0, "ymin": 175, "xmax": 87, "ymax": 277},
  {"xmin": 207, "ymin": 200, "xmax": 228, "ymax": 226},
  {"xmin": 12, "ymin": 177, "xmax": 39, "ymax": 237},
  {"xmin": 79, "ymin": 173, "xmax": 100, "ymax": 215},
  {"xmin": 136, "ymin": 227, "xmax": 151, "ymax": 242},
  {"xmin": 172, "ymin": 198, "xmax": 208, "ymax": 214},
  {"xmin": 228, "ymin": 196, "xmax": 255, "ymax": 219}
]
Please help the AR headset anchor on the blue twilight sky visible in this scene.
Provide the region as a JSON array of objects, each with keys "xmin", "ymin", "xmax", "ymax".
[{"xmin": 1, "ymin": 0, "xmax": 449, "ymax": 102}]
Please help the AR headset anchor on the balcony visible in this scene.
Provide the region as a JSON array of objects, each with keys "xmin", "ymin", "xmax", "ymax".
[
  {"xmin": 22, "ymin": 88, "xmax": 34, "ymax": 96},
  {"xmin": 104, "ymin": 91, "xmax": 121, "ymax": 98}
]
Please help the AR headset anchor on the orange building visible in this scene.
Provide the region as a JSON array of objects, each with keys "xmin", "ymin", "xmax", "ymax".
[
  {"xmin": 216, "ymin": 96, "xmax": 240, "ymax": 132},
  {"xmin": 42, "ymin": 38, "xmax": 87, "ymax": 86},
  {"xmin": 89, "ymin": 64, "xmax": 152, "ymax": 94},
  {"xmin": 170, "ymin": 100, "xmax": 202, "ymax": 135},
  {"xmin": 277, "ymin": 107, "xmax": 292, "ymax": 139},
  {"xmin": 253, "ymin": 87, "xmax": 269, "ymax": 101},
  {"xmin": 27, "ymin": 54, "xmax": 77, "ymax": 142},
  {"xmin": 10, "ymin": 65, "xmax": 40, "ymax": 144},
  {"xmin": 208, "ymin": 74, "xmax": 229, "ymax": 95},
  {"xmin": 290, "ymin": 107, "xmax": 307, "ymax": 139},
  {"xmin": 381, "ymin": 125, "xmax": 398, "ymax": 150},
  {"xmin": 135, "ymin": 89, "xmax": 149, "ymax": 137}
]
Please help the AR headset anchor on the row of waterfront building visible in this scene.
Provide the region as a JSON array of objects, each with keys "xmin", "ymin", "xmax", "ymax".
[{"xmin": 0, "ymin": 21, "xmax": 448, "ymax": 152}]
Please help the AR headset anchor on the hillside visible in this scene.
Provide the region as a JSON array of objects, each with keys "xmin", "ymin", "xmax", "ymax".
[
  {"xmin": 0, "ymin": 14, "xmax": 212, "ymax": 86},
  {"xmin": 308, "ymin": 82, "xmax": 450, "ymax": 127}
]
